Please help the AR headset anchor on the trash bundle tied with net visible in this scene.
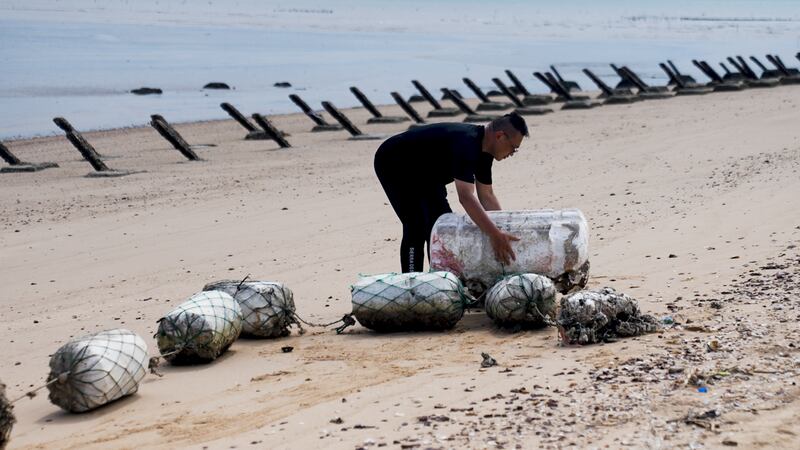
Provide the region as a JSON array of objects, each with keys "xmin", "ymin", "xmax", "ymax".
[
  {"xmin": 203, "ymin": 279, "xmax": 297, "ymax": 338},
  {"xmin": 155, "ymin": 290, "xmax": 243, "ymax": 363},
  {"xmin": 485, "ymin": 274, "xmax": 557, "ymax": 329},
  {"xmin": 556, "ymin": 287, "xmax": 659, "ymax": 345},
  {"xmin": 430, "ymin": 210, "xmax": 590, "ymax": 295},
  {"xmin": 46, "ymin": 329, "xmax": 148, "ymax": 413},
  {"xmin": 1, "ymin": 380, "xmax": 13, "ymax": 450},
  {"xmin": 350, "ymin": 271, "xmax": 468, "ymax": 332}
]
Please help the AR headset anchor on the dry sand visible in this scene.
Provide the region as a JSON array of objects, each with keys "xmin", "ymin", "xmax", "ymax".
[{"xmin": 1, "ymin": 88, "xmax": 799, "ymax": 449}]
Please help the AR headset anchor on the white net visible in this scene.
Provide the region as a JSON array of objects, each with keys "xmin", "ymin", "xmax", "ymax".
[
  {"xmin": 0, "ymin": 380, "xmax": 13, "ymax": 450},
  {"xmin": 556, "ymin": 287, "xmax": 659, "ymax": 345},
  {"xmin": 351, "ymin": 271, "xmax": 467, "ymax": 332},
  {"xmin": 156, "ymin": 290, "xmax": 243, "ymax": 363},
  {"xmin": 203, "ymin": 280, "xmax": 296, "ymax": 338},
  {"xmin": 46, "ymin": 329, "xmax": 148, "ymax": 413},
  {"xmin": 485, "ymin": 274, "xmax": 556, "ymax": 328}
]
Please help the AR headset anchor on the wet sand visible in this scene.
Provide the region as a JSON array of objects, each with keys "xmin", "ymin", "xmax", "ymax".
[{"xmin": 1, "ymin": 87, "xmax": 800, "ymax": 449}]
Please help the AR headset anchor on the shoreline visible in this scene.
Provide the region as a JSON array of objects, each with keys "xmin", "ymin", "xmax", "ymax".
[{"xmin": 0, "ymin": 101, "xmax": 384, "ymax": 146}]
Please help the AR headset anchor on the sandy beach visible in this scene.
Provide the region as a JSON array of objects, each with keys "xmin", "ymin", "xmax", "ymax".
[{"xmin": 1, "ymin": 80, "xmax": 799, "ymax": 449}]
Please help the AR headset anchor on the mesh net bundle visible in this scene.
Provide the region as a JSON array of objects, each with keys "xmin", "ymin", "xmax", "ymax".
[
  {"xmin": 203, "ymin": 280, "xmax": 297, "ymax": 338},
  {"xmin": 156, "ymin": 290, "xmax": 243, "ymax": 363},
  {"xmin": 485, "ymin": 274, "xmax": 557, "ymax": 329},
  {"xmin": 351, "ymin": 271, "xmax": 467, "ymax": 332},
  {"xmin": 0, "ymin": 380, "xmax": 13, "ymax": 450},
  {"xmin": 46, "ymin": 329, "xmax": 148, "ymax": 413},
  {"xmin": 556, "ymin": 287, "xmax": 659, "ymax": 345}
]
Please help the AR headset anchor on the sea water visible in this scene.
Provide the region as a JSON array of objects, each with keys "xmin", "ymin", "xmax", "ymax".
[{"xmin": 1, "ymin": 0, "xmax": 798, "ymax": 140}]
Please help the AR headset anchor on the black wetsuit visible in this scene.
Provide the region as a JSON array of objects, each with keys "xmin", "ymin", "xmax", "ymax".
[{"xmin": 374, "ymin": 123, "xmax": 493, "ymax": 272}]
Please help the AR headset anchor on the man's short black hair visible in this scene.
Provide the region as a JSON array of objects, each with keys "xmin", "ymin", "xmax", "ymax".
[{"xmin": 491, "ymin": 112, "xmax": 529, "ymax": 137}]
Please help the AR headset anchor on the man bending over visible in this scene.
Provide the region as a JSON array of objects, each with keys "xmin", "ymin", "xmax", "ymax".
[{"xmin": 374, "ymin": 112, "xmax": 528, "ymax": 272}]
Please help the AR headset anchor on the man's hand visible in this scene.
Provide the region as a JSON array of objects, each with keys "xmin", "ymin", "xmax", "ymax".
[
  {"xmin": 455, "ymin": 179, "xmax": 518, "ymax": 265},
  {"xmin": 490, "ymin": 230, "xmax": 519, "ymax": 265}
]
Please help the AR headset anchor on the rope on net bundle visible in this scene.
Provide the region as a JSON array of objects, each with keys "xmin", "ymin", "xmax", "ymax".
[
  {"xmin": 154, "ymin": 290, "xmax": 243, "ymax": 365},
  {"xmin": 9, "ymin": 329, "xmax": 150, "ymax": 413},
  {"xmin": 484, "ymin": 273, "xmax": 558, "ymax": 329},
  {"xmin": 223, "ymin": 273, "xmax": 477, "ymax": 335},
  {"xmin": 345, "ymin": 271, "xmax": 477, "ymax": 333}
]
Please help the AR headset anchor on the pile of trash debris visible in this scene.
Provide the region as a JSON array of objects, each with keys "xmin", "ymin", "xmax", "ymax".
[{"xmin": 556, "ymin": 287, "xmax": 660, "ymax": 344}]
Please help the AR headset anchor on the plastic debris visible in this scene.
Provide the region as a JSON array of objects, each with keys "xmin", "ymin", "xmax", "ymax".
[
  {"xmin": 0, "ymin": 380, "xmax": 14, "ymax": 450},
  {"xmin": 155, "ymin": 290, "xmax": 243, "ymax": 363},
  {"xmin": 556, "ymin": 287, "xmax": 659, "ymax": 345},
  {"xmin": 430, "ymin": 210, "xmax": 590, "ymax": 294},
  {"xmin": 350, "ymin": 272, "xmax": 467, "ymax": 332},
  {"xmin": 485, "ymin": 274, "xmax": 557, "ymax": 328},
  {"xmin": 203, "ymin": 279, "xmax": 297, "ymax": 338},
  {"xmin": 46, "ymin": 329, "xmax": 148, "ymax": 413}
]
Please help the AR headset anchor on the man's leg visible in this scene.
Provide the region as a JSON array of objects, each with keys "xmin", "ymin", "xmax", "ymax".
[
  {"xmin": 374, "ymin": 151, "xmax": 425, "ymax": 272},
  {"xmin": 384, "ymin": 191, "xmax": 427, "ymax": 273},
  {"xmin": 400, "ymin": 216, "xmax": 427, "ymax": 273}
]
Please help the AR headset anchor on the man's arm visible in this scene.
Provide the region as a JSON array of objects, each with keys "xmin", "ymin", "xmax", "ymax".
[
  {"xmin": 476, "ymin": 181, "xmax": 501, "ymax": 211},
  {"xmin": 455, "ymin": 179, "xmax": 518, "ymax": 265}
]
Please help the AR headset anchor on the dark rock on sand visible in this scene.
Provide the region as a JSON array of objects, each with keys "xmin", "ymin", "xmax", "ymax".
[
  {"xmin": 203, "ymin": 82, "xmax": 231, "ymax": 90},
  {"xmin": 131, "ymin": 87, "xmax": 162, "ymax": 95}
]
